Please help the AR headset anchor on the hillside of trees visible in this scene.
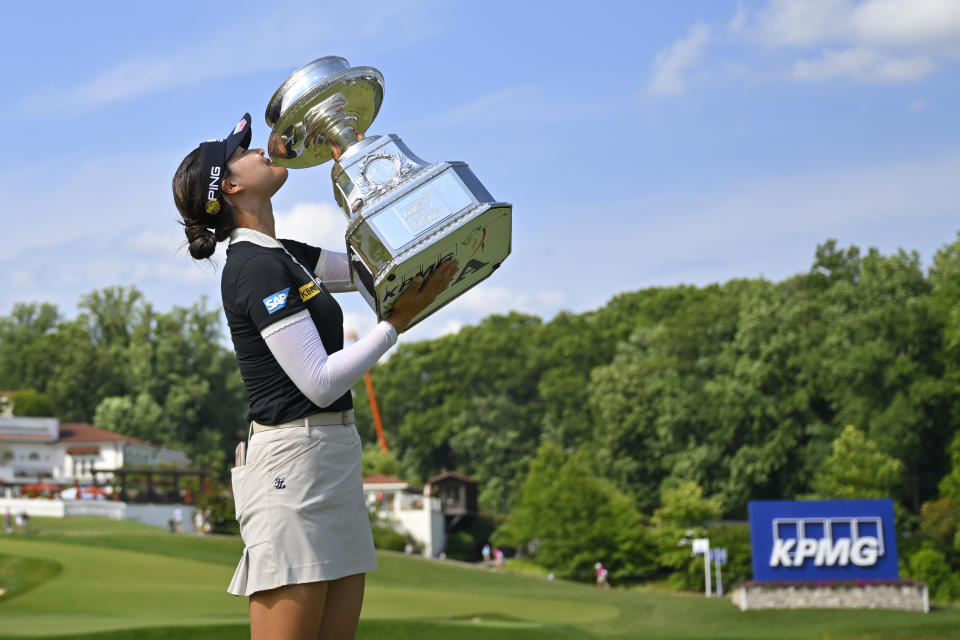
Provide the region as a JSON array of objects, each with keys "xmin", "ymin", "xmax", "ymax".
[{"xmin": 2, "ymin": 236, "xmax": 959, "ymax": 596}]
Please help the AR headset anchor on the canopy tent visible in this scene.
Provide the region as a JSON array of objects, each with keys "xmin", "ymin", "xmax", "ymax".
[{"xmin": 60, "ymin": 486, "xmax": 109, "ymax": 500}]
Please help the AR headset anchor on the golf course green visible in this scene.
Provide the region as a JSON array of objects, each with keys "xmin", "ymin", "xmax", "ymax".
[{"xmin": 0, "ymin": 517, "xmax": 958, "ymax": 639}]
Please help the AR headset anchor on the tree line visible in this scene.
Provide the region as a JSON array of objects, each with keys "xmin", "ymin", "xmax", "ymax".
[{"xmin": 2, "ymin": 235, "xmax": 959, "ymax": 596}]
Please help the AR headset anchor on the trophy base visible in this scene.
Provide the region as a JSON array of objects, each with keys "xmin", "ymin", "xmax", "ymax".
[
  {"xmin": 333, "ymin": 134, "xmax": 511, "ymax": 329},
  {"xmin": 348, "ymin": 200, "xmax": 511, "ymax": 329}
]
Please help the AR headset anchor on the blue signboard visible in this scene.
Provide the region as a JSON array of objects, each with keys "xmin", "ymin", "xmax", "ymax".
[{"xmin": 748, "ymin": 499, "xmax": 899, "ymax": 582}]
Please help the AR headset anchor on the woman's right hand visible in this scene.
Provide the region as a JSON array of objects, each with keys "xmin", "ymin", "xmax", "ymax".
[{"xmin": 385, "ymin": 260, "xmax": 459, "ymax": 334}]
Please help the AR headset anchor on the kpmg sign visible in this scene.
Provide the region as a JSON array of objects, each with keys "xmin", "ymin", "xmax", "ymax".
[{"xmin": 748, "ymin": 499, "xmax": 899, "ymax": 581}]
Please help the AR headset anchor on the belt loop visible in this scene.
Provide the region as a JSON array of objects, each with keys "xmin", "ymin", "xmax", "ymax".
[{"xmin": 304, "ymin": 416, "xmax": 309, "ymax": 430}]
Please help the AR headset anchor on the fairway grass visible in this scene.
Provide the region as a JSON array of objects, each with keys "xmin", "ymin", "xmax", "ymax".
[{"xmin": 1, "ymin": 517, "xmax": 958, "ymax": 639}]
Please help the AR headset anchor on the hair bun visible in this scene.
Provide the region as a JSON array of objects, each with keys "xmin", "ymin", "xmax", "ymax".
[{"xmin": 185, "ymin": 222, "xmax": 217, "ymax": 260}]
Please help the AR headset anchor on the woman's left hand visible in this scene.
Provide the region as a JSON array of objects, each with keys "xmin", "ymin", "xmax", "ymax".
[{"xmin": 385, "ymin": 260, "xmax": 459, "ymax": 333}]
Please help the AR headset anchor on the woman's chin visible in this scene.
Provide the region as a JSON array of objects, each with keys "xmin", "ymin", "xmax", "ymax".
[{"xmin": 272, "ymin": 168, "xmax": 289, "ymax": 193}]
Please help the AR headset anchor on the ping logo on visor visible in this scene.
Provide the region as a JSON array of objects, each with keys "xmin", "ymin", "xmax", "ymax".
[
  {"xmin": 263, "ymin": 288, "xmax": 290, "ymax": 314},
  {"xmin": 207, "ymin": 165, "xmax": 222, "ymax": 213},
  {"xmin": 197, "ymin": 114, "xmax": 251, "ymax": 224},
  {"xmin": 200, "ymin": 140, "xmax": 227, "ymax": 218}
]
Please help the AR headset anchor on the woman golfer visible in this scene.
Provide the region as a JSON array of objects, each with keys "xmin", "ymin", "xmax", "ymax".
[{"xmin": 172, "ymin": 113, "xmax": 457, "ymax": 639}]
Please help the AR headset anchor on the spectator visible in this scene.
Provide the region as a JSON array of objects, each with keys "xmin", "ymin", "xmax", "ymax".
[
  {"xmin": 595, "ymin": 562, "xmax": 610, "ymax": 589},
  {"xmin": 482, "ymin": 543, "xmax": 491, "ymax": 565},
  {"xmin": 172, "ymin": 507, "xmax": 183, "ymax": 534}
]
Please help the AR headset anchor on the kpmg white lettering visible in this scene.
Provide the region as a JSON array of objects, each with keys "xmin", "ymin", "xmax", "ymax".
[
  {"xmin": 208, "ymin": 166, "xmax": 221, "ymax": 202},
  {"xmin": 768, "ymin": 517, "xmax": 883, "ymax": 568}
]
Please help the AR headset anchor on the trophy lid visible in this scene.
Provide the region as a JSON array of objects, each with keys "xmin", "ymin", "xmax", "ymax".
[{"xmin": 265, "ymin": 56, "xmax": 384, "ymax": 168}]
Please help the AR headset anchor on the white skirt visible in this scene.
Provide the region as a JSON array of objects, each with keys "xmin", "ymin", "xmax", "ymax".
[{"xmin": 227, "ymin": 423, "xmax": 377, "ymax": 597}]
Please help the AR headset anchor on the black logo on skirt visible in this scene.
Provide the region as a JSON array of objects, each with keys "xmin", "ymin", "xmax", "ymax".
[{"xmin": 273, "ymin": 476, "xmax": 286, "ymax": 489}]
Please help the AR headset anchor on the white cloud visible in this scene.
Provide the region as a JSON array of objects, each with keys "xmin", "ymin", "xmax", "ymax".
[
  {"xmin": 851, "ymin": 0, "xmax": 960, "ymax": 48},
  {"xmin": 909, "ymin": 97, "xmax": 929, "ymax": 111},
  {"xmin": 11, "ymin": 270, "xmax": 33, "ymax": 289},
  {"xmin": 437, "ymin": 319, "xmax": 464, "ymax": 336},
  {"xmin": 648, "ymin": 24, "xmax": 712, "ymax": 96},
  {"xmin": 127, "ymin": 229, "xmax": 185, "ymax": 255},
  {"xmin": 433, "ymin": 84, "xmax": 635, "ymax": 127},
  {"xmin": 630, "ymin": 153, "xmax": 960, "ymax": 271},
  {"xmin": 17, "ymin": 1, "xmax": 442, "ymax": 114},
  {"xmin": 750, "ymin": 0, "xmax": 852, "ymax": 46},
  {"xmin": 445, "ymin": 284, "xmax": 567, "ymax": 317},
  {"xmin": 748, "ymin": 0, "xmax": 960, "ymax": 48},
  {"xmin": 342, "ymin": 311, "xmax": 379, "ymax": 340},
  {"xmin": 733, "ymin": 0, "xmax": 960, "ymax": 83},
  {"xmin": 439, "ymin": 86, "xmax": 542, "ymax": 124},
  {"xmin": 273, "ymin": 201, "xmax": 348, "ymax": 251},
  {"xmin": 729, "ymin": 2, "xmax": 749, "ymax": 32},
  {"xmin": 792, "ymin": 48, "xmax": 935, "ymax": 82}
]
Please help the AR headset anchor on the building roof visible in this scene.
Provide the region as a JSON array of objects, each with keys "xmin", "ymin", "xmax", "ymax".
[
  {"xmin": 58, "ymin": 423, "xmax": 156, "ymax": 448},
  {"xmin": 66, "ymin": 446, "xmax": 100, "ymax": 455},
  {"xmin": 428, "ymin": 470, "xmax": 477, "ymax": 484},
  {"xmin": 362, "ymin": 473, "xmax": 408, "ymax": 485}
]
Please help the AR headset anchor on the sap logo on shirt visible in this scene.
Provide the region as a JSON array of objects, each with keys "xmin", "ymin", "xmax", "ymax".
[
  {"xmin": 769, "ymin": 517, "xmax": 883, "ymax": 568},
  {"xmin": 262, "ymin": 288, "xmax": 290, "ymax": 314}
]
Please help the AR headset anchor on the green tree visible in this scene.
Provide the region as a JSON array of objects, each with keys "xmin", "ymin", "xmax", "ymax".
[
  {"xmin": 908, "ymin": 548, "xmax": 960, "ymax": 602},
  {"xmin": 918, "ymin": 497, "xmax": 960, "ymax": 559},
  {"xmin": 810, "ymin": 425, "xmax": 902, "ymax": 499},
  {"xmin": 7, "ymin": 389, "xmax": 53, "ymax": 417},
  {"xmin": 93, "ymin": 393, "xmax": 173, "ymax": 444},
  {"xmin": 493, "ymin": 442, "xmax": 655, "ymax": 582},
  {"xmin": 648, "ymin": 480, "xmax": 723, "ymax": 591},
  {"xmin": 939, "ymin": 433, "xmax": 960, "ymax": 504},
  {"xmin": 361, "ymin": 443, "xmax": 400, "ymax": 478},
  {"xmin": 655, "ymin": 481, "xmax": 722, "ymax": 528}
]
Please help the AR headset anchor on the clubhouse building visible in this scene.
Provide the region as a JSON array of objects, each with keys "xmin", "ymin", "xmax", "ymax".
[{"xmin": 0, "ymin": 415, "xmax": 190, "ymax": 489}]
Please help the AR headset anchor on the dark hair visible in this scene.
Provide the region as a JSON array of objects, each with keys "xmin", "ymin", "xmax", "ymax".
[{"xmin": 172, "ymin": 148, "xmax": 235, "ymax": 260}]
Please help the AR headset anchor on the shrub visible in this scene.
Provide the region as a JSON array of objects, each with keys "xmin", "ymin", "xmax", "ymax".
[
  {"xmin": 7, "ymin": 389, "xmax": 53, "ymax": 417},
  {"xmin": 908, "ymin": 547, "xmax": 960, "ymax": 602},
  {"xmin": 371, "ymin": 524, "xmax": 408, "ymax": 552},
  {"xmin": 444, "ymin": 531, "xmax": 476, "ymax": 561}
]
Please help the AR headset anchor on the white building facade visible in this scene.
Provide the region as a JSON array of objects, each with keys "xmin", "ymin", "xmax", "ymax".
[
  {"xmin": 363, "ymin": 474, "xmax": 447, "ymax": 557},
  {"xmin": 0, "ymin": 417, "xmax": 190, "ymax": 488}
]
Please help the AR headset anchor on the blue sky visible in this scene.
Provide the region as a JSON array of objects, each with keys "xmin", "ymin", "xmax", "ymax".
[{"xmin": 1, "ymin": 0, "xmax": 959, "ymax": 342}]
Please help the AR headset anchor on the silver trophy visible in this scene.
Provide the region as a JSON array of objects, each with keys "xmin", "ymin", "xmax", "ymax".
[{"xmin": 265, "ymin": 56, "xmax": 512, "ymax": 328}]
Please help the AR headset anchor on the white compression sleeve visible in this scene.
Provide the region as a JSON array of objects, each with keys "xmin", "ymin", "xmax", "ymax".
[
  {"xmin": 262, "ymin": 310, "xmax": 397, "ymax": 408},
  {"xmin": 315, "ymin": 251, "xmax": 356, "ymax": 292}
]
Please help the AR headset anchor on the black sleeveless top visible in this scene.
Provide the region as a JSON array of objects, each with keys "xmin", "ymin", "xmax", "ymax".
[{"xmin": 221, "ymin": 237, "xmax": 352, "ymax": 425}]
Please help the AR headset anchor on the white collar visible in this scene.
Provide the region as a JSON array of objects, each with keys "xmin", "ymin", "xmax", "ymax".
[{"xmin": 229, "ymin": 228, "xmax": 283, "ymax": 249}]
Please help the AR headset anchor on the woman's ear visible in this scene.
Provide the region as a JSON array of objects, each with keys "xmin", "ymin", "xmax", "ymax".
[{"xmin": 222, "ymin": 177, "xmax": 244, "ymax": 197}]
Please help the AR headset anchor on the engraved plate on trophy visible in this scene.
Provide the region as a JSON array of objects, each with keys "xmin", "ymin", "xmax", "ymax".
[{"xmin": 265, "ymin": 56, "xmax": 512, "ymax": 328}]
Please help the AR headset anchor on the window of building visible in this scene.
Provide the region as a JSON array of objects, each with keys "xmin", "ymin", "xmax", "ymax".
[{"xmin": 28, "ymin": 452, "xmax": 40, "ymax": 461}]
